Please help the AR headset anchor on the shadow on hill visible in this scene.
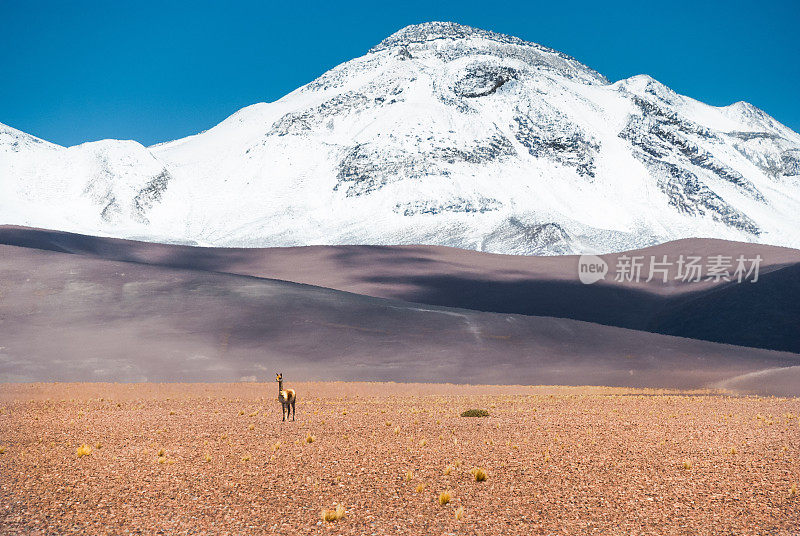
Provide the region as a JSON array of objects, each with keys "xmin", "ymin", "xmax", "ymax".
[{"xmin": 1, "ymin": 225, "xmax": 798, "ymax": 354}]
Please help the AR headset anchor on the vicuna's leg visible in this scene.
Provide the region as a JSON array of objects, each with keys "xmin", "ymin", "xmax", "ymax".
[
  {"xmin": 282, "ymin": 403, "xmax": 286, "ymax": 421},
  {"xmin": 291, "ymin": 399, "xmax": 296, "ymax": 421}
]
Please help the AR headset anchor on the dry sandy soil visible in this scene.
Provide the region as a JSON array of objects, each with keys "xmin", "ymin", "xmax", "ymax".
[{"xmin": 1, "ymin": 382, "xmax": 798, "ymax": 535}]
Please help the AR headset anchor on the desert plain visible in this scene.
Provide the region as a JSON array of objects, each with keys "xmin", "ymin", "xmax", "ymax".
[{"xmin": 0, "ymin": 382, "xmax": 798, "ymax": 535}]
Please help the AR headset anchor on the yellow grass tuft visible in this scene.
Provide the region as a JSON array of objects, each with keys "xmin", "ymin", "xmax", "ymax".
[
  {"xmin": 248, "ymin": 423, "xmax": 254, "ymax": 431},
  {"xmin": 272, "ymin": 441, "xmax": 281, "ymax": 452},
  {"xmin": 76, "ymin": 444, "xmax": 92, "ymax": 458},
  {"xmin": 95, "ymin": 442, "xmax": 102, "ymax": 450},
  {"xmin": 729, "ymin": 447, "xmax": 737, "ymax": 455},
  {"xmin": 238, "ymin": 410, "xmax": 245, "ymax": 416},
  {"xmin": 0, "ymin": 446, "xmax": 7, "ymax": 454},
  {"xmin": 443, "ymin": 465, "xmax": 453, "ymax": 476},
  {"xmin": 470, "ymin": 467, "xmax": 487, "ymax": 482},
  {"xmin": 249, "ymin": 411, "xmax": 258, "ymax": 417},
  {"xmin": 405, "ymin": 470, "xmax": 413, "ymax": 481},
  {"xmin": 385, "ymin": 421, "xmax": 392, "ymax": 427},
  {"xmin": 454, "ymin": 506, "xmax": 464, "ymax": 520},
  {"xmin": 305, "ymin": 433, "xmax": 315, "ymax": 444},
  {"xmin": 415, "ymin": 483, "xmax": 425, "ymax": 493},
  {"xmin": 241, "ymin": 453, "xmax": 251, "ymax": 462},
  {"xmin": 204, "ymin": 453, "xmax": 211, "ymax": 462},
  {"xmin": 682, "ymin": 459, "xmax": 693, "ymax": 470},
  {"xmin": 157, "ymin": 455, "xmax": 167, "ymax": 464},
  {"xmin": 321, "ymin": 504, "xmax": 346, "ymax": 522},
  {"xmin": 438, "ymin": 491, "xmax": 451, "ymax": 506},
  {"xmin": 393, "ymin": 426, "xmax": 401, "ymax": 435},
  {"xmin": 790, "ymin": 483, "xmax": 797, "ymax": 497},
  {"xmin": 157, "ymin": 448, "xmax": 165, "ymax": 457},
  {"xmin": 454, "ymin": 459, "xmax": 462, "ymax": 468},
  {"xmin": 169, "ymin": 410, "xmax": 176, "ymax": 415},
  {"xmin": 419, "ymin": 438, "xmax": 427, "ymax": 447}
]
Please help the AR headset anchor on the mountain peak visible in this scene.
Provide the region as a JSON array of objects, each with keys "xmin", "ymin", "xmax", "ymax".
[
  {"xmin": 370, "ymin": 21, "xmax": 565, "ymax": 58},
  {"xmin": 370, "ymin": 22, "xmax": 526, "ymax": 52},
  {"xmin": 368, "ymin": 21, "xmax": 607, "ymax": 85}
]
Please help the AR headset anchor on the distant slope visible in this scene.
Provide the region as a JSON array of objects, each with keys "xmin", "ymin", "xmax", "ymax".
[
  {"xmin": 2, "ymin": 226, "xmax": 800, "ymax": 354},
  {"xmin": 0, "ymin": 242, "xmax": 797, "ymax": 390},
  {"xmin": 2, "ymin": 22, "xmax": 800, "ymax": 254},
  {"xmin": 650, "ymin": 263, "xmax": 800, "ymax": 352}
]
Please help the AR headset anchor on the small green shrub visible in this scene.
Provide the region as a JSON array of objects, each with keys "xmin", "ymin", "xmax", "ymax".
[{"xmin": 460, "ymin": 409, "xmax": 489, "ymax": 418}]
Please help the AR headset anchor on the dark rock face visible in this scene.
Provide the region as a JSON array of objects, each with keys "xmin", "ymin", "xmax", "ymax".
[
  {"xmin": 481, "ymin": 219, "xmax": 575, "ymax": 255},
  {"xmin": 616, "ymin": 90, "xmax": 775, "ymax": 235},
  {"xmin": 394, "ymin": 196, "xmax": 502, "ymax": 216},
  {"xmin": 512, "ymin": 108, "xmax": 599, "ymax": 178},
  {"xmin": 133, "ymin": 170, "xmax": 172, "ymax": 224},
  {"xmin": 455, "ymin": 64, "xmax": 517, "ymax": 98},
  {"xmin": 334, "ymin": 134, "xmax": 516, "ymax": 198}
]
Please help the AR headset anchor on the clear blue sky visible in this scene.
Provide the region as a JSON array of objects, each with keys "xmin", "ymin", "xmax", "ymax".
[{"xmin": 1, "ymin": 0, "xmax": 798, "ymax": 146}]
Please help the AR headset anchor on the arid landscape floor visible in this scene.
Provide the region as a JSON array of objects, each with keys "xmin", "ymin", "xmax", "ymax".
[{"xmin": 1, "ymin": 383, "xmax": 798, "ymax": 535}]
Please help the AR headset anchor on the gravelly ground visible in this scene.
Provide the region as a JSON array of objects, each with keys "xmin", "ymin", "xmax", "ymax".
[{"xmin": 1, "ymin": 383, "xmax": 798, "ymax": 535}]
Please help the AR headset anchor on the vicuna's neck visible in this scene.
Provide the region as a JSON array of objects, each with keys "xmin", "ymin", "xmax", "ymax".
[{"xmin": 278, "ymin": 380, "xmax": 283, "ymax": 392}]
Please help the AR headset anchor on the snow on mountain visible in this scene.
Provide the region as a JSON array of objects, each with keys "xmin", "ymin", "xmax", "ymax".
[{"xmin": 2, "ymin": 21, "xmax": 800, "ymax": 254}]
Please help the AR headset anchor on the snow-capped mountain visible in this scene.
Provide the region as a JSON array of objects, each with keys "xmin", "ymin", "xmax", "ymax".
[{"xmin": 3, "ymin": 21, "xmax": 800, "ymax": 254}]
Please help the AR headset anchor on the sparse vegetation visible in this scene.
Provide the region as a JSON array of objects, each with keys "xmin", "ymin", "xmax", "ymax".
[
  {"xmin": 461, "ymin": 409, "xmax": 489, "ymax": 417},
  {"xmin": 76, "ymin": 444, "xmax": 92, "ymax": 458},
  {"xmin": 415, "ymin": 483, "xmax": 425, "ymax": 493},
  {"xmin": 454, "ymin": 506, "xmax": 464, "ymax": 520},
  {"xmin": 321, "ymin": 504, "xmax": 346, "ymax": 522},
  {"xmin": 682, "ymin": 459, "xmax": 693, "ymax": 470},
  {"xmin": 470, "ymin": 467, "xmax": 487, "ymax": 482},
  {"xmin": 438, "ymin": 491, "xmax": 451, "ymax": 506},
  {"xmin": 305, "ymin": 433, "xmax": 315, "ymax": 444}
]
